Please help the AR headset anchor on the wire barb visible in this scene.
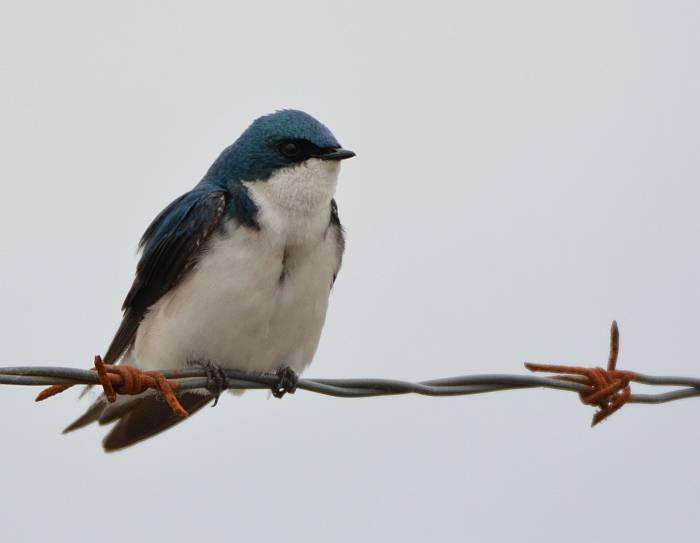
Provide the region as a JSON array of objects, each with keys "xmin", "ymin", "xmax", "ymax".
[
  {"xmin": 36, "ymin": 355, "xmax": 188, "ymax": 418},
  {"xmin": 525, "ymin": 321, "xmax": 638, "ymax": 426}
]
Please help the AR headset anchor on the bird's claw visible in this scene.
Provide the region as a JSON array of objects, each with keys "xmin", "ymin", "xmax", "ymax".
[
  {"xmin": 271, "ymin": 366, "xmax": 298, "ymax": 398},
  {"xmin": 192, "ymin": 361, "xmax": 229, "ymax": 406}
]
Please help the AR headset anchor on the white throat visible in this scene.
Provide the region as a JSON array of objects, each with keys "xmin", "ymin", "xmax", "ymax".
[
  {"xmin": 242, "ymin": 158, "xmax": 340, "ymax": 247},
  {"xmin": 243, "ymin": 158, "xmax": 340, "ymax": 216}
]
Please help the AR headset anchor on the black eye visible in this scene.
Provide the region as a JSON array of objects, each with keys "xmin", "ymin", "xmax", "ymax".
[{"xmin": 280, "ymin": 142, "xmax": 300, "ymax": 158}]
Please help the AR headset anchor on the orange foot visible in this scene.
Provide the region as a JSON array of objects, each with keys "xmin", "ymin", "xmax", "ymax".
[
  {"xmin": 525, "ymin": 321, "xmax": 637, "ymax": 426},
  {"xmin": 36, "ymin": 356, "xmax": 188, "ymax": 417}
]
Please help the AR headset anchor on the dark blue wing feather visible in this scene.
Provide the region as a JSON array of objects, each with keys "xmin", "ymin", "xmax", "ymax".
[{"xmin": 104, "ymin": 188, "xmax": 228, "ymax": 363}]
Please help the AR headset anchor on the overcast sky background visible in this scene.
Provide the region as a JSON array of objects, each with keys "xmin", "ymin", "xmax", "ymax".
[{"xmin": 1, "ymin": 1, "xmax": 699, "ymax": 541}]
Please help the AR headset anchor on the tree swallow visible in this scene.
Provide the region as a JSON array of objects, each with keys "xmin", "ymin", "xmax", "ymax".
[{"xmin": 65, "ymin": 110, "xmax": 354, "ymax": 451}]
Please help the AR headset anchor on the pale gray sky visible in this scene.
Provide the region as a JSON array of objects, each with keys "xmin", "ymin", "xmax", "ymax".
[{"xmin": 1, "ymin": 1, "xmax": 699, "ymax": 541}]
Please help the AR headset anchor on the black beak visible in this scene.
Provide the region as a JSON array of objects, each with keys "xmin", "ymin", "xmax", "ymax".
[{"xmin": 318, "ymin": 148, "xmax": 356, "ymax": 161}]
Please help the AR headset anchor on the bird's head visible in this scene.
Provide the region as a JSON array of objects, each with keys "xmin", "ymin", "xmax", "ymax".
[{"xmin": 204, "ymin": 110, "xmax": 355, "ymax": 189}]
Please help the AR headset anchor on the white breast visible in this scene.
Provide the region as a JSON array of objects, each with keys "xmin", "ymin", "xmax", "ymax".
[{"xmin": 129, "ymin": 159, "xmax": 343, "ymax": 375}]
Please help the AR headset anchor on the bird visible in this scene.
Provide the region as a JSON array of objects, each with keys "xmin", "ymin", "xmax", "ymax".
[{"xmin": 64, "ymin": 109, "xmax": 354, "ymax": 451}]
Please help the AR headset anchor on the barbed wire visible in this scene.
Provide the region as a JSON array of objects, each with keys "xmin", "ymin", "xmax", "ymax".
[{"xmin": 1, "ymin": 321, "xmax": 698, "ymax": 425}]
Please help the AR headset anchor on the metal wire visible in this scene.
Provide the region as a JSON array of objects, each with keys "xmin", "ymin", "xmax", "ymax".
[
  {"xmin": 3, "ymin": 322, "xmax": 696, "ymax": 428},
  {"xmin": 1, "ymin": 365, "xmax": 699, "ymax": 405}
]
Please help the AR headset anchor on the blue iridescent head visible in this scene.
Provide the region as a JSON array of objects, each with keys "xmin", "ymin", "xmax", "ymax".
[{"xmin": 203, "ymin": 110, "xmax": 355, "ymax": 186}]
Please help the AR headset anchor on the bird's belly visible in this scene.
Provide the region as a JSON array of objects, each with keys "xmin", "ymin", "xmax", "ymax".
[{"xmin": 130, "ymin": 221, "xmax": 337, "ymax": 375}]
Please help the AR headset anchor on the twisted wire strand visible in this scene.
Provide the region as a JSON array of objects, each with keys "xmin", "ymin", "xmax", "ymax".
[
  {"xmin": 1, "ymin": 365, "xmax": 698, "ymax": 404},
  {"xmin": 2, "ymin": 322, "xmax": 699, "ymax": 423}
]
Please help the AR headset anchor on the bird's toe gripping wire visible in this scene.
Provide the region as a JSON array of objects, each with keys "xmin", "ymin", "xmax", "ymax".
[
  {"xmin": 525, "ymin": 321, "xmax": 638, "ymax": 426},
  {"xmin": 191, "ymin": 360, "xmax": 229, "ymax": 407},
  {"xmin": 36, "ymin": 356, "xmax": 189, "ymax": 417},
  {"xmin": 271, "ymin": 366, "xmax": 299, "ymax": 398}
]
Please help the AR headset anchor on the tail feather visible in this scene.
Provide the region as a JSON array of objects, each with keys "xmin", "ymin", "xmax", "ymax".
[
  {"xmin": 103, "ymin": 392, "xmax": 213, "ymax": 452},
  {"xmin": 63, "ymin": 391, "xmax": 213, "ymax": 451},
  {"xmin": 98, "ymin": 396, "xmax": 147, "ymax": 425},
  {"xmin": 63, "ymin": 397, "xmax": 108, "ymax": 433}
]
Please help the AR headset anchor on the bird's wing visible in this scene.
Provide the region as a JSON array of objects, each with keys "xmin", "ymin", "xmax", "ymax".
[
  {"xmin": 330, "ymin": 198, "xmax": 345, "ymax": 287},
  {"xmin": 104, "ymin": 188, "xmax": 228, "ymax": 363}
]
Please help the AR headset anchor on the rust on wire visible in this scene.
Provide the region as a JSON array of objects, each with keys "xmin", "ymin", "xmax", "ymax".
[
  {"xmin": 36, "ymin": 355, "xmax": 188, "ymax": 417},
  {"xmin": 526, "ymin": 321, "xmax": 638, "ymax": 426}
]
